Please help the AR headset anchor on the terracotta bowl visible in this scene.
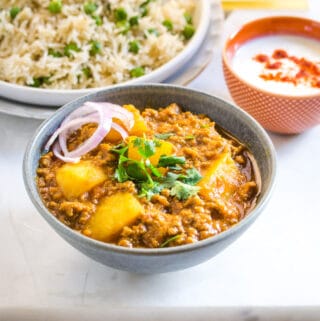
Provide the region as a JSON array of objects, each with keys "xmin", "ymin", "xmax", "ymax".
[{"xmin": 223, "ymin": 16, "xmax": 320, "ymax": 134}]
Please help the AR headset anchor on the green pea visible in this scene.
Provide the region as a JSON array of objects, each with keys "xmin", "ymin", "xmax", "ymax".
[
  {"xmin": 10, "ymin": 7, "xmax": 21, "ymax": 20},
  {"xmin": 29, "ymin": 76, "xmax": 51, "ymax": 88},
  {"xmin": 129, "ymin": 41, "xmax": 139, "ymax": 54},
  {"xmin": 162, "ymin": 19, "xmax": 173, "ymax": 31},
  {"xmin": 182, "ymin": 24, "xmax": 195, "ymax": 40},
  {"xmin": 84, "ymin": 2, "xmax": 97, "ymax": 15},
  {"xmin": 64, "ymin": 42, "xmax": 81, "ymax": 57},
  {"xmin": 93, "ymin": 15, "xmax": 102, "ymax": 26},
  {"xmin": 114, "ymin": 8, "xmax": 127, "ymax": 21},
  {"xmin": 82, "ymin": 67, "xmax": 92, "ymax": 78},
  {"xmin": 89, "ymin": 40, "xmax": 102, "ymax": 56},
  {"xmin": 116, "ymin": 20, "xmax": 130, "ymax": 34},
  {"xmin": 129, "ymin": 16, "xmax": 139, "ymax": 26},
  {"xmin": 147, "ymin": 28, "xmax": 159, "ymax": 36},
  {"xmin": 130, "ymin": 67, "xmax": 145, "ymax": 78},
  {"xmin": 184, "ymin": 12, "xmax": 193, "ymax": 24},
  {"xmin": 140, "ymin": 6, "xmax": 148, "ymax": 17},
  {"xmin": 48, "ymin": 48, "xmax": 63, "ymax": 58},
  {"xmin": 48, "ymin": 0, "xmax": 62, "ymax": 14}
]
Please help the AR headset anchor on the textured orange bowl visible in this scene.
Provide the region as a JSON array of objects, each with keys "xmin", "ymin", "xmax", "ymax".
[{"xmin": 223, "ymin": 16, "xmax": 320, "ymax": 134}]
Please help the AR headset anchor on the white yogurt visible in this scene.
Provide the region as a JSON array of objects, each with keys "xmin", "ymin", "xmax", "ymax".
[{"xmin": 231, "ymin": 35, "xmax": 320, "ymax": 96}]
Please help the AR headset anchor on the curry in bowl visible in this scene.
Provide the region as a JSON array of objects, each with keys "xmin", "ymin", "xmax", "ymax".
[{"xmin": 37, "ymin": 102, "xmax": 260, "ymax": 248}]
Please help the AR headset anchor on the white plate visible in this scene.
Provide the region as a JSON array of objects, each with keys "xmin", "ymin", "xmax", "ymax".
[
  {"xmin": 0, "ymin": 0, "xmax": 223, "ymax": 119},
  {"xmin": 0, "ymin": 0, "xmax": 210, "ymax": 107}
]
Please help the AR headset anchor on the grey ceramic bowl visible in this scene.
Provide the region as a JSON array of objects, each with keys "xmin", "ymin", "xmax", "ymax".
[{"xmin": 23, "ymin": 84, "xmax": 276, "ymax": 274}]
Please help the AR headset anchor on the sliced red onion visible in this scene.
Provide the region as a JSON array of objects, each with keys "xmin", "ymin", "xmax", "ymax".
[
  {"xmin": 65, "ymin": 106, "xmax": 112, "ymax": 158},
  {"xmin": 52, "ymin": 142, "xmax": 80, "ymax": 163},
  {"xmin": 45, "ymin": 101, "xmax": 134, "ymax": 163},
  {"xmin": 45, "ymin": 115, "xmax": 99, "ymax": 152},
  {"xmin": 111, "ymin": 122, "xmax": 129, "ymax": 140},
  {"xmin": 84, "ymin": 101, "xmax": 134, "ymax": 130}
]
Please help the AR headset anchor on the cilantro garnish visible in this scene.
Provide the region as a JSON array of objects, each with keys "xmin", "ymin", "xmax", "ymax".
[
  {"xmin": 133, "ymin": 137, "xmax": 157, "ymax": 158},
  {"xmin": 170, "ymin": 181, "xmax": 200, "ymax": 200},
  {"xmin": 111, "ymin": 137, "xmax": 202, "ymax": 200},
  {"xmin": 180, "ymin": 168, "xmax": 202, "ymax": 185},
  {"xmin": 157, "ymin": 155, "xmax": 185, "ymax": 168},
  {"xmin": 160, "ymin": 234, "xmax": 181, "ymax": 248}
]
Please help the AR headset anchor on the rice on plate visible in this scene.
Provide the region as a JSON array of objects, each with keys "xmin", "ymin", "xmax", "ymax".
[{"xmin": 0, "ymin": 0, "xmax": 196, "ymax": 89}]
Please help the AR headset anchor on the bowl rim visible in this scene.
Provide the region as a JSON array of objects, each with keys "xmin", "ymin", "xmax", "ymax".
[
  {"xmin": 0, "ymin": 0, "xmax": 210, "ymax": 97},
  {"xmin": 222, "ymin": 15, "xmax": 320, "ymax": 100},
  {"xmin": 23, "ymin": 83, "xmax": 277, "ymax": 256}
]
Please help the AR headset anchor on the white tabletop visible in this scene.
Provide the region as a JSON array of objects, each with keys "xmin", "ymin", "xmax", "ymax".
[{"xmin": 1, "ymin": 2, "xmax": 320, "ymax": 316}]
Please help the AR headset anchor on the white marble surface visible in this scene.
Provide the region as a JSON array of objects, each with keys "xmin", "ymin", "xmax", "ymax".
[{"xmin": 1, "ymin": 3, "xmax": 320, "ymax": 314}]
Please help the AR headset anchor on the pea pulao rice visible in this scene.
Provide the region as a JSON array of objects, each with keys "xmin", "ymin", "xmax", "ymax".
[{"xmin": 0, "ymin": 0, "xmax": 195, "ymax": 89}]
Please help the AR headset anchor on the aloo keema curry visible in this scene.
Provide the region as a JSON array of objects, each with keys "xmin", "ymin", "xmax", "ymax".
[{"xmin": 37, "ymin": 103, "xmax": 259, "ymax": 248}]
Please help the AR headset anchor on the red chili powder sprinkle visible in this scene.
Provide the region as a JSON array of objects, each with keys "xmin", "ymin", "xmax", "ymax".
[
  {"xmin": 253, "ymin": 49, "xmax": 320, "ymax": 89},
  {"xmin": 266, "ymin": 61, "xmax": 282, "ymax": 70},
  {"xmin": 272, "ymin": 49, "xmax": 288, "ymax": 59},
  {"xmin": 254, "ymin": 54, "xmax": 269, "ymax": 63}
]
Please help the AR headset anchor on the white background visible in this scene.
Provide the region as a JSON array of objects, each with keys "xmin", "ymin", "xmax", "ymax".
[{"xmin": 0, "ymin": 0, "xmax": 319, "ymax": 312}]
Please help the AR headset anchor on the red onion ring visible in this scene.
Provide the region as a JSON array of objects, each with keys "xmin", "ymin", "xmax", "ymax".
[{"xmin": 45, "ymin": 102, "xmax": 134, "ymax": 163}]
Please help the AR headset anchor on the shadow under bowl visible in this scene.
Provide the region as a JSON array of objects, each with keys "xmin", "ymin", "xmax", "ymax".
[
  {"xmin": 23, "ymin": 84, "xmax": 276, "ymax": 274},
  {"xmin": 223, "ymin": 16, "xmax": 320, "ymax": 134}
]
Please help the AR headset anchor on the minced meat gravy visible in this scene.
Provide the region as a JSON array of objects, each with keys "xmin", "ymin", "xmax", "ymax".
[{"xmin": 37, "ymin": 104, "xmax": 259, "ymax": 248}]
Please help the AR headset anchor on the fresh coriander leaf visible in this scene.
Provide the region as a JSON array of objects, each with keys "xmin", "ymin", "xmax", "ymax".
[
  {"xmin": 158, "ymin": 155, "xmax": 185, "ymax": 168},
  {"xmin": 119, "ymin": 154, "xmax": 129, "ymax": 163},
  {"xmin": 114, "ymin": 166, "xmax": 128, "ymax": 183},
  {"xmin": 139, "ymin": 181, "xmax": 163, "ymax": 200},
  {"xmin": 10, "ymin": 7, "xmax": 21, "ymax": 20},
  {"xmin": 161, "ymin": 172, "xmax": 181, "ymax": 187},
  {"xmin": 111, "ymin": 144, "xmax": 128, "ymax": 155},
  {"xmin": 185, "ymin": 135, "xmax": 195, "ymax": 140},
  {"xmin": 170, "ymin": 181, "xmax": 200, "ymax": 200},
  {"xmin": 160, "ymin": 234, "xmax": 181, "ymax": 248},
  {"xmin": 145, "ymin": 160, "xmax": 162, "ymax": 178},
  {"xmin": 133, "ymin": 137, "xmax": 156, "ymax": 158},
  {"xmin": 141, "ymin": 140, "xmax": 156, "ymax": 158},
  {"xmin": 154, "ymin": 132, "xmax": 174, "ymax": 140},
  {"xmin": 180, "ymin": 168, "xmax": 202, "ymax": 185},
  {"xmin": 126, "ymin": 161, "xmax": 148, "ymax": 181}
]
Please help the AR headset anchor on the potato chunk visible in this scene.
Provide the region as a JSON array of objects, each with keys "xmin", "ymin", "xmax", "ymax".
[
  {"xmin": 127, "ymin": 136, "xmax": 174, "ymax": 166},
  {"xmin": 56, "ymin": 161, "xmax": 107, "ymax": 199},
  {"xmin": 105, "ymin": 104, "xmax": 148, "ymax": 142},
  {"xmin": 124, "ymin": 104, "xmax": 148, "ymax": 137},
  {"xmin": 87, "ymin": 192, "xmax": 144, "ymax": 242},
  {"xmin": 198, "ymin": 152, "xmax": 242, "ymax": 200}
]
